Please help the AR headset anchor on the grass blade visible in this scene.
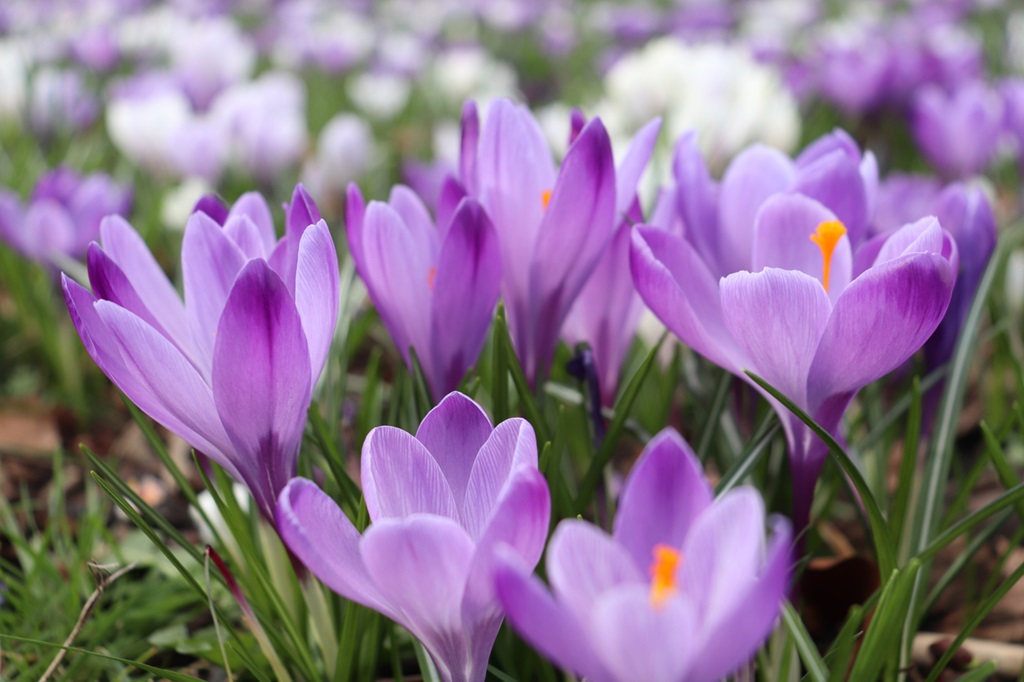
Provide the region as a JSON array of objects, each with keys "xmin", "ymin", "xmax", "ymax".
[{"xmin": 780, "ymin": 602, "xmax": 828, "ymax": 682}]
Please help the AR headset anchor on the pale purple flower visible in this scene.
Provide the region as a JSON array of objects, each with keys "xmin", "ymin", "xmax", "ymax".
[
  {"xmin": 632, "ymin": 177, "xmax": 958, "ymax": 529},
  {"xmin": 0, "ymin": 167, "xmax": 131, "ymax": 264},
  {"xmin": 346, "ymin": 185, "xmax": 501, "ymax": 400},
  {"xmin": 451, "ymin": 99, "xmax": 617, "ymax": 385},
  {"xmin": 28, "ymin": 67, "xmax": 98, "ymax": 136},
  {"xmin": 495, "ymin": 428, "xmax": 791, "ymax": 682},
  {"xmin": 277, "ymin": 392, "xmax": 551, "ymax": 682},
  {"xmin": 562, "ymin": 117, "xmax": 661, "ymax": 407},
  {"xmin": 911, "ymin": 81, "xmax": 1004, "ymax": 179},
  {"xmin": 63, "ymin": 185, "xmax": 339, "ymax": 520}
]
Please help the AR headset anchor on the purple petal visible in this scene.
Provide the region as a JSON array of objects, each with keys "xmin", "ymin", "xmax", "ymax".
[
  {"xmin": 22, "ymin": 201, "xmax": 76, "ymax": 260},
  {"xmin": 226, "ymin": 191, "xmax": 276, "ymax": 256},
  {"xmin": 389, "ymin": 185, "xmax": 435, "ymax": 239},
  {"xmin": 460, "ymin": 100, "xmax": 480, "ymax": 196},
  {"xmin": 615, "ymin": 117, "xmax": 661, "ymax": 219},
  {"xmin": 462, "ymin": 418, "xmax": 538, "ymax": 539},
  {"xmin": 98, "ymin": 216, "xmax": 189, "ymax": 348},
  {"xmin": 752, "ymin": 194, "xmax": 851, "ymax": 301},
  {"xmin": 223, "ymin": 214, "xmax": 270, "ymax": 260},
  {"xmin": 808, "ymin": 252, "xmax": 956, "ymax": 404},
  {"xmin": 211, "ymin": 259, "xmax": 311, "ymax": 519},
  {"xmin": 630, "ymin": 226, "xmax": 744, "ymax": 371},
  {"xmin": 873, "ymin": 217, "xmax": 946, "ymax": 266},
  {"xmin": 193, "ymin": 195, "xmax": 230, "ymax": 224},
  {"xmin": 275, "ymin": 478, "xmax": 393, "ymax": 616},
  {"xmin": 285, "ymin": 183, "xmax": 320, "ymax": 238},
  {"xmin": 794, "ymin": 148, "xmax": 869, "ymax": 245},
  {"xmin": 495, "ymin": 549, "xmax": 615, "ymax": 682},
  {"xmin": 360, "ymin": 515, "xmax": 476, "ymax": 679},
  {"xmin": 718, "ymin": 145, "xmax": 795, "ymax": 274},
  {"xmin": 428, "ymin": 200, "xmax": 501, "ymax": 398},
  {"xmin": 546, "ymin": 520, "xmax": 645, "ymax": 624},
  {"xmin": 672, "ymin": 131, "xmax": 720, "ymax": 273},
  {"xmin": 690, "ymin": 515, "xmax": 792, "ymax": 682},
  {"xmin": 415, "ymin": 392, "xmax": 494, "ymax": 508},
  {"xmin": 63, "ymin": 279, "xmax": 235, "ymax": 477},
  {"xmin": 294, "ymin": 220, "xmax": 340, "ymax": 380},
  {"xmin": 612, "ymin": 429, "xmax": 712, "ymax": 573},
  {"xmin": 182, "ymin": 211, "xmax": 248, "ymax": 376},
  {"xmin": 721, "ymin": 268, "xmax": 832, "ymax": 407},
  {"xmin": 436, "ymin": 176, "xmax": 468, "ymax": 240},
  {"xmin": 590, "ymin": 585, "xmax": 696, "ymax": 682},
  {"xmin": 361, "ymin": 426, "xmax": 460, "ymax": 522}
]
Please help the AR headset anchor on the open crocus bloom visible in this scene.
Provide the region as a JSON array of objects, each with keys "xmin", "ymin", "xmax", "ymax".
[
  {"xmin": 447, "ymin": 98, "xmax": 617, "ymax": 386},
  {"xmin": 632, "ymin": 193, "xmax": 958, "ymax": 530},
  {"xmin": 495, "ymin": 429, "xmax": 791, "ymax": 682},
  {"xmin": 346, "ymin": 185, "xmax": 501, "ymax": 400},
  {"xmin": 277, "ymin": 392, "xmax": 550, "ymax": 682},
  {"xmin": 63, "ymin": 185, "xmax": 339, "ymax": 520}
]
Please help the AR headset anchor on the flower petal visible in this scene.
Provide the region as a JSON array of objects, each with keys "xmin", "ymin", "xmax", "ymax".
[
  {"xmin": 794, "ymin": 148, "xmax": 869, "ymax": 245},
  {"xmin": 721, "ymin": 268, "xmax": 832, "ymax": 408},
  {"xmin": 630, "ymin": 226, "xmax": 744, "ymax": 371},
  {"xmin": 462, "ymin": 418, "xmax": 538, "ymax": 539},
  {"xmin": 414, "ymin": 392, "xmax": 494, "ymax": 509},
  {"xmin": 495, "ymin": 549, "xmax": 615, "ymax": 682},
  {"xmin": 752, "ymin": 193, "xmax": 851, "ymax": 302},
  {"xmin": 613, "ymin": 429, "xmax": 713, "ymax": 573},
  {"xmin": 361, "ymin": 515, "xmax": 476, "ymax": 680},
  {"xmin": 718, "ymin": 145, "xmax": 795, "ymax": 274},
  {"xmin": 212, "ymin": 259, "xmax": 311, "ymax": 519},
  {"xmin": 294, "ymin": 220, "xmax": 340, "ymax": 381},
  {"xmin": 275, "ymin": 478, "xmax": 393, "ymax": 617},
  {"xmin": 428, "ymin": 200, "xmax": 501, "ymax": 398},
  {"xmin": 873, "ymin": 216, "xmax": 945, "ymax": 266},
  {"xmin": 808, "ymin": 251, "xmax": 955, "ymax": 404},
  {"xmin": 361, "ymin": 426, "xmax": 460, "ymax": 522},
  {"xmin": 182, "ymin": 210, "xmax": 248, "ymax": 376},
  {"xmin": 226, "ymin": 191, "xmax": 276, "ymax": 256},
  {"xmin": 224, "ymin": 214, "xmax": 271, "ymax": 260},
  {"xmin": 99, "ymin": 215, "xmax": 189, "ymax": 348},
  {"xmin": 615, "ymin": 117, "xmax": 661, "ymax": 219},
  {"xmin": 546, "ymin": 520, "xmax": 645, "ymax": 625},
  {"xmin": 671, "ymin": 131, "xmax": 720, "ymax": 273}
]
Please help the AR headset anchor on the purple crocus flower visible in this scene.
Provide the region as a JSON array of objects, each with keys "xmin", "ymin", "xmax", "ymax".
[
  {"xmin": 450, "ymin": 99, "xmax": 617, "ymax": 386},
  {"xmin": 911, "ymin": 81, "xmax": 1004, "ymax": 179},
  {"xmin": 563, "ymin": 117, "xmax": 661, "ymax": 407},
  {"xmin": 346, "ymin": 185, "xmax": 501, "ymax": 400},
  {"xmin": 63, "ymin": 185, "xmax": 339, "ymax": 520},
  {"xmin": 0, "ymin": 167, "xmax": 131, "ymax": 265},
  {"xmin": 632, "ymin": 190, "xmax": 958, "ymax": 531},
  {"xmin": 277, "ymin": 392, "xmax": 551, "ymax": 682},
  {"xmin": 495, "ymin": 428, "xmax": 792, "ymax": 682}
]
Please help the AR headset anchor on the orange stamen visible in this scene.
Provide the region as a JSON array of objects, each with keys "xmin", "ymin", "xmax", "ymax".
[
  {"xmin": 541, "ymin": 189, "xmax": 553, "ymax": 210},
  {"xmin": 809, "ymin": 220, "xmax": 847, "ymax": 293},
  {"xmin": 427, "ymin": 266, "xmax": 437, "ymax": 290},
  {"xmin": 649, "ymin": 544, "xmax": 683, "ymax": 609}
]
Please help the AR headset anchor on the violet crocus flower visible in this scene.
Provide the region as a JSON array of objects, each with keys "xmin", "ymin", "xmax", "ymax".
[
  {"xmin": 0, "ymin": 167, "xmax": 131, "ymax": 265},
  {"xmin": 632, "ymin": 190, "xmax": 958, "ymax": 531},
  {"xmin": 911, "ymin": 81, "xmax": 1004, "ymax": 179},
  {"xmin": 347, "ymin": 184, "xmax": 501, "ymax": 400},
  {"xmin": 277, "ymin": 392, "xmax": 551, "ymax": 682},
  {"xmin": 562, "ymin": 117, "xmax": 661, "ymax": 407},
  {"xmin": 495, "ymin": 428, "xmax": 791, "ymax": 682},
  {"xmin": 449, "ymin": 99, "xmax": 617, "ymax": 386},
  {"xmin": 63, "ymin": 185, "xmax": 339, "ymax": 520}
]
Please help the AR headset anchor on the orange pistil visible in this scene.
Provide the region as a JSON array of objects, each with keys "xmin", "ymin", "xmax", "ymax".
[
  {"xmin": 541, "ymin": 189, "xmax": 553, "ymax": 210},
  {"xmin": 809, "ymin": 220, "xmax": 847, "ymax": 293},
  {"xmin": 427, "ymin": 266, "xmax": 437, "ymax": 290},
  {"xmin": 649, "ymin": 544, "xmax": 683, "ymax": 609}
]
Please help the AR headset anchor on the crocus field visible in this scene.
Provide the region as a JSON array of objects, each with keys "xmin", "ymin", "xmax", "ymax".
[{"xmin": 3, "ymin": 1, "xmax": 1024, "ymax": 680}]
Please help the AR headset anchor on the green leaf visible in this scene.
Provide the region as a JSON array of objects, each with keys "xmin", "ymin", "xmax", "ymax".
[
  {"xmin": 892, "ymin": 377, "xmax": 922, "ymax": 556},
  {"xmin": 780, "ymin": 602, "xmax": 828, "ymax": 682},
  {"xmin": 715, "ymin": 414, "xmax": 778, "ymax": 495},
  {"xmin": 494, "ymin": 306, "xmax": 550, "ymax": 444},
  {"xmin": 848, "ymin": 560, "xmax": 920, "ymax": 681},
  {"xmin": 744, "ymin": 370, "xmax": 897, "ymax": 577}
]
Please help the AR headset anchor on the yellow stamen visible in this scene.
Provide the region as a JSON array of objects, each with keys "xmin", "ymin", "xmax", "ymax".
[
  {"xmin": 809, "ymin": 220, "xmax": 847, "ymax": 293},
  {"xmin": 649, "ymin": 544, "xmax": 682, "ymax": 609},
  {"xmin": 427, "ymin": 266, "xmax": 437, "ymax": 290},
  {"xmin": 541, "ymin": 189, "xmax": 553, "ymax": 210}
]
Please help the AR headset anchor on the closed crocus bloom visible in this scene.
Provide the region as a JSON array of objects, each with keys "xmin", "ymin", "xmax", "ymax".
[
  {"xmin": 671, "ymin": 128, "xmax": 878, "ymax": 281},
  {"xmin": 563, "ymin": 117, "xmax": 661, "ymax": 407},
  {"xmin": 451, "ymin": 99, "xmax": 617, "ymax": 386},
  {"xmin": 911, "ymin": 81, "xmax": 1004, "ymax": 179},
  {"xmin": 632, "ymin": 193, "xmax": 958, "ymax": 531},
  {"xmin": 495, "ymin": 429, "xmax": 791, "ymax": 682},
  {"xmin": 346, "ymin": 184, "xmax": 501, "ymax": 400},
  {"xmin": 277, "ymin": 392, "xmax": 551, "ymax": 682},
  {"xmin": 0, "ymin": 167, "xmax": 131, "ymax": 265},
  {"xmin": 63, "ymin": 185, "xmax": 339, "ymax": 520}
]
